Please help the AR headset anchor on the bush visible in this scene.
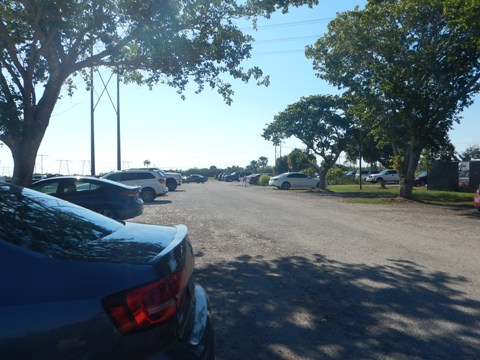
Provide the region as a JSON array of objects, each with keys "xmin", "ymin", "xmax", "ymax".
[
  {"xmin": 300, "ymin": 168, "xmax": 316, "ymax": 177},
  {"xmin": 258, "ymin": 174, "xmax": 270, "ymax": 186},
  {"xmin": 327, "ymin": 167, "xmax": 349, "ymax": 185}
]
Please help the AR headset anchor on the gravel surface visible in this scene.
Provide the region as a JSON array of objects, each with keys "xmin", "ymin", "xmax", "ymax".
[{"xmin": 132, "ymin": 181, "xmax": 480, "ymax": 360}]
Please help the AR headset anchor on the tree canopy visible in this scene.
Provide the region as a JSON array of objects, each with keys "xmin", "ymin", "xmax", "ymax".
[
  {"xmin": 263, "ymin": 94, "xmax": 352, "ymax": 189},
  {"xmin": 0, "ymin": 0, "xmax": 318, "ymax": 186},
  {"xmin": 306, "ymin": 0, "xmax": 480, "ymax": 198}
]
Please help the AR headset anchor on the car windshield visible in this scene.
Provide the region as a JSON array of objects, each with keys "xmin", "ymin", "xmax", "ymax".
[{"xmin": 0, "ymin": 183, "xmax": 122, "ymax": 259}]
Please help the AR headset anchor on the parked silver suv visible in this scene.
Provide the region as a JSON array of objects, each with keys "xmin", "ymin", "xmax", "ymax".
[
  {"xmin": 126, "ymin": 168, "xmax": 182, "ymax": 191},
  {"xmin": 366, "ymin": 169, "xmax": 400, "ymax": 184},
  {"xmin": 102, "ymin": 169, "xmax": 168, "ymax": 202}
]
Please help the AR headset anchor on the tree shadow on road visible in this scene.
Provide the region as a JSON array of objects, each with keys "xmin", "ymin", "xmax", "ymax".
[{"xmin": 195, "ymin": 254, "xmax": 480, "ymax": 360}]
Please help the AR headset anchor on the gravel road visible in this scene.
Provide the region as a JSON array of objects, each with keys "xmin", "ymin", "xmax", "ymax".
[{"xmin": 132, "ymin": 181, "xmax": 480, "ymax": 360}]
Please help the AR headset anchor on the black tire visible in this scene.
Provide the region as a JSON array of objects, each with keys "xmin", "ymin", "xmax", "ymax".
[
  {"xmin": 141, "ymin": 187, "xmax": 156, "ymax": 202},
  {"xmin": 98, "ymin": 206, "xmax": 117, "ymax": 219},
  {"xmin": 167, "ymin": 180, "xmax": 177, "ymax": 191},
  {"xmin": 281, "ymin": 181, "xmax": 291, "ymax": 190}
]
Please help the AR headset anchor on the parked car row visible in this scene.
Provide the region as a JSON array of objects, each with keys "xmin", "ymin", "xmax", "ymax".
[
  {"xmin": 183, "ymin": 174, "xmax": 208, "ymax": 183},
  {"xmin": 217, "ymin": 171, "xmax": 249, "ymax": 182},
  {"xmin": 0, "ymin": 181, "xmax": 215, "ymax": 359},
  {"xmin": 30, "ymin": 176, "xmax": 144, "ymax": 220},
  {"xmin": 103, "ymin": 169, "xmax": 168, "ymax": 202},
  {"xmin": 30, "ymin": 168, "xmax": 181, "ymax": 221}
]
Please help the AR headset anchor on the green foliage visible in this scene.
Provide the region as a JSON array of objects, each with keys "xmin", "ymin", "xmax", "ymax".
[
  {"xmin": 306, "ymin": 0, "xmax": 480, "ymax": 198},
  {"xmin": 328, "ymin": 184, "xmax": 474, "ymax": 206},
  {"xmin": 0, "ymin": 0, "xmax": 319, "ymax": 185},
  {"xmin": 275, "ymin": 155, "xmax": 289, "ymax": 175},
  {"xmin": 263, "ymin": 94, "xmax": 353, "ymax": 189},
  {"xmin": 258, "ymin": 174, "xmax": 270, "ymax": 186},
  {"xmin": 460, "ymin": 145, "xmax": 480, "ymax": 161},
  {"xmin": 287, "ymin": 149, "xmax": 316, "ymax": 172},
  {"xmin": 326, "ymin": 166, "xmax": 348, "ymax": 185},
  {"xmin": 300, "ymin": 168, "xmax": 316, "ymax": 177}
]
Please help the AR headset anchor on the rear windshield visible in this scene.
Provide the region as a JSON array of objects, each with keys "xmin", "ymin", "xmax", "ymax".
[{"xmin": 0, "ymin": 183, "xmax": 122, "ymax": 258}]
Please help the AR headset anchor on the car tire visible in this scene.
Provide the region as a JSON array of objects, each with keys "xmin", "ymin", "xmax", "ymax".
[
  {"xmin": 167, "ymin": 180, "xmax": 177, "ymax": 191},
  {"xmin": 281, "ymin": 181, "xmax": 291, "ymax": 190},
  {"xmin": 141, "ymin": 187, "xmax": 156, "ymax": 202}
]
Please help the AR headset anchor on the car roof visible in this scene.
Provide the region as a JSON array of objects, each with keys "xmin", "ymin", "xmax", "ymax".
[{"xmin": 32, "ymin": 175, "xmax": 139, "ymax": 188}]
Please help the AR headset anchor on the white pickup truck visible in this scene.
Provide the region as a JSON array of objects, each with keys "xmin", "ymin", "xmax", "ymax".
[{"xmin": 164, "ymin": 172, "xmax": 182, "ymax": 191}]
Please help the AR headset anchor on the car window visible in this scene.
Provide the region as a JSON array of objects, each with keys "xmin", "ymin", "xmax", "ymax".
[
  {"xmin": 76, "ymin": 180, "xmax": 101, "ymax": 192},
  {"xmin": 0, "ymin": 184, "xmax": 122, "ymax": 259},
  {"xmin": 105, "ymin": 173, "xmax": 121, "ymax": 181},
  {"xmin": 32, "ymin": 181, "xmax": 59, "ymax": 195}
]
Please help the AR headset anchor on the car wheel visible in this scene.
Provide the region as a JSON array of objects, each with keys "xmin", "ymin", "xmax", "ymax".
[
  {"xmin": 98, "ymin": 206, "xmax": 117, "ymax": 219},
  {"xmin": 141, "ymin": 187, "xmax": 156, "ymax": 202},
  {"xmin": 167, "ymin": 180, "xmax": 177, "ymax": 191},
  {"xmin": 281, "ymin": 181, "xmax": 291, "ymax": 190}
]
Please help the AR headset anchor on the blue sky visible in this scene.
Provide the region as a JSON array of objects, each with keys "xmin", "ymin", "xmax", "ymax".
[{"xmin": 0, "ymin": 0, "xmax": 478, "ymax": 176}]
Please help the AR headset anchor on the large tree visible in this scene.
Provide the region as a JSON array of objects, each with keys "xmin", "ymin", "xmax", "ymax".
[
  {"xmin": 306, "ymin": 0, "xmax": 480, "ymax": 199},
  {"xmin": 0, "ymin": 0, "xmax": 318, "ymax": 186},
  {"xmin": 263, "ymin": 95, "xmax": 352, "ymax": 189}
]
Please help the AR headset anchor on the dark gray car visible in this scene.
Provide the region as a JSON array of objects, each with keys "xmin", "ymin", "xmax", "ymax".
[{"xmin": 0, "ymin": 182, "xmax": 214, "ymax": 360}]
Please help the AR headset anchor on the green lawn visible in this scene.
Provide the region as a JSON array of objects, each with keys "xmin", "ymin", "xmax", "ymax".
[{"xmin": 327, "ymin": 184, "xmax": 475, "ymax": 207}]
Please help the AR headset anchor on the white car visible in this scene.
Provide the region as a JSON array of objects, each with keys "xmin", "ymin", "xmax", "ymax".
[
  {"xmin": 268, "ymin": 172, "xmax": 319, "ymax": 190},
  {"xmin": 103, "ymin": 169, "xmax": 168, "ymax": 202},
  {"xmin": 366, "ymin": 169, "xmax": 400, "ymax": 184}
]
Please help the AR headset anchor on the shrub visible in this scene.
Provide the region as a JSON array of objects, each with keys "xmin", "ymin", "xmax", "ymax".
[
  {"xmin": 327, "ymin": 166, "xmax": 349, "ymax": 185},
  {"xmin": 258, "ymin": 174, "xmax": 270, "ymax": 186},
  {"xmin": 300, "ymin": 168, "xmax": 316, "ymax": 177}
]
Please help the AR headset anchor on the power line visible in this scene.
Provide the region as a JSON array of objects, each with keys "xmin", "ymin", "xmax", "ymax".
[
  {"xmin": 254, "ymin": 35, "xmax": 321, "ymax": 44},
  {"xmin": 253, "ymin": 49, "xmax": 306, "ymax": 56},
  {"xmin": 241, "ymin": 18, "xmax": 333, "ymax": 31}
]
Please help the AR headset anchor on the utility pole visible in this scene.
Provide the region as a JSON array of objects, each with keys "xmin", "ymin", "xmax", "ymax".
[{"xmin": 37, "ymin": 154, "xmax": 48, "ymax": 174}]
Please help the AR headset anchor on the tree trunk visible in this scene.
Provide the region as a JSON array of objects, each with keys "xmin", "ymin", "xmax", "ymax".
[
  {"xmin": 399, "ymin": 138, "xmax": 422, "ymax": 200},
  {"xmin": 7, "ymin": 73, "xmax": 63, "ymax": 186},
  {"xmin": 318, "ymin": 169, "xmax": 329, "ymax": 190},
  {"xmin": 10, "ymin": 133, "xmax": 46, "ymax": 187}
]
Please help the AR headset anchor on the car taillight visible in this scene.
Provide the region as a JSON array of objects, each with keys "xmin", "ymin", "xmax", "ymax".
[
  {"xmin": 103, "ymin": 269, "xmax": 189, "ymax": 334},
  {"xmin": 158, "ymin": 178, "xmax": 166, "ymax": 184}
]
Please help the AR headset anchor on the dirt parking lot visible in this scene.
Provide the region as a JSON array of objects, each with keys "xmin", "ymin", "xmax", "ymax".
[{"xmin": 133, "ymin": 181, "xmax": 480, "ymax": 360}]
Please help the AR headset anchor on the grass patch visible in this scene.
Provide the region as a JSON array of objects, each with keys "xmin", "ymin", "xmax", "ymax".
[{"xmin": 328, "ymin": 184, "xmax": 474, "ymax": 206}]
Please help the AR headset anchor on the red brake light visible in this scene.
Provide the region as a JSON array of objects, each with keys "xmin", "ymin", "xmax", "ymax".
[
  {"xmin": 103, "ymin": 269, "xmax": 189, "ymax": 334},
  {"xmin": 158, "ymin": 178, "xmax": 166, "ymax": 184}
]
